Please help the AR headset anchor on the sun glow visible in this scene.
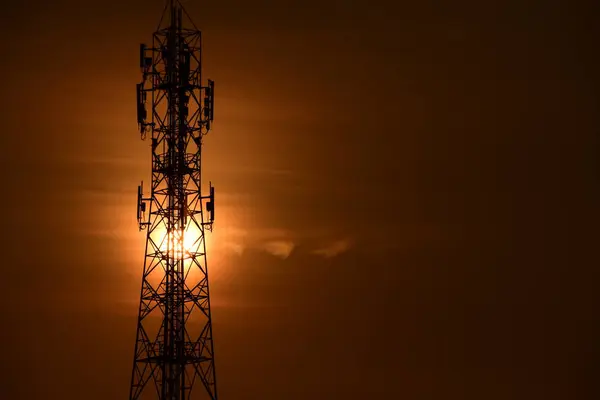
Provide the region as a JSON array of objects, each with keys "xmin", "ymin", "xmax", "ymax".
[
  {"xmin": 146, "ymin": 221, "xmax": 211, "ymax": 276},
  {"xmin": 158, "ymin": 224, "xmax": 203, "ymax": 253},
  {"xmin": 137, "ymin": 204, "xmax": 232, "ymax": 284}
]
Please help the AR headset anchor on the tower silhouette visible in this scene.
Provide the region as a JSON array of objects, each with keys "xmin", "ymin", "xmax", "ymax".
[{"xmin": 130, "ymin": 1, "xmax": 218, "ymax": 399}]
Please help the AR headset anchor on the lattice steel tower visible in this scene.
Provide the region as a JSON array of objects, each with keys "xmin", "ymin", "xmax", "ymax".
[{"xmin": 130, "ymin": 1, "xmax": 218, "ymax": 399}]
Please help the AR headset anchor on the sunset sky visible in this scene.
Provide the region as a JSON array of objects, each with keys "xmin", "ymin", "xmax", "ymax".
[{"xmin": 1, "ymin": 0, "xmax": 599, "ymax": 399}]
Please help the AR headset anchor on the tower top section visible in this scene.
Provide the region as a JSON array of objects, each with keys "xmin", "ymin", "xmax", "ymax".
[
  {"xmin": 136, "ymin": 0, "xmax": 215, "ymax": 137},
  {"xmin": 156, "ymin": 0, "xmax": 200, "ymax": 33}
]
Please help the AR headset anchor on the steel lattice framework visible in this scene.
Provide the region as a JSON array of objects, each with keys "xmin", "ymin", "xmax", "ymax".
[{"xmin": 129, "ymin": 1, "xmax": 218, "ymax": 399}]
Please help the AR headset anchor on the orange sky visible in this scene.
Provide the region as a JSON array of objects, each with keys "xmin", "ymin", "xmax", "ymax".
[{"xmin": 1, "ymin": 0, "xmax": 600, "ymax": 399}]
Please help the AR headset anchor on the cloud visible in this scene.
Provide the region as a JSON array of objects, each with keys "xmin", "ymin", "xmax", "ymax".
[
  {"xmin": 219, "ymin": 226, "xmax": 295, "ymax": 259},
  {"xmin": 263, "ymin": 240, "xmax": 295, "ymax": 259},
  {"xmin": 216, "ymin": 226, "xmax": 354, "ymax": 260},
  {"xmin": 312, "ymin": 239, "xmax": 352, "ymax": 258},
  {"xmin": 223, "ymin": 242, "xmax": 245, "ymax": 255}
]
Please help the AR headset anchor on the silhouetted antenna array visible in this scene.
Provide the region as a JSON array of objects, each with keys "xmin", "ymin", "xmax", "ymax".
[{"xmin": 129, "ymin": 1, "xmax": 219, "ymax": 399}]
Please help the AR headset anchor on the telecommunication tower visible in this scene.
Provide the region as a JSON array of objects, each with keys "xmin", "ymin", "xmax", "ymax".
[{"xmin": 129, "ymin": 1, "xmax": 218, "ymax": 399}]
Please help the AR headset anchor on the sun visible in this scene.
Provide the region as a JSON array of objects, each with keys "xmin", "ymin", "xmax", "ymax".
[{"xmin": 151, "ymin": 222, "xmax": 211, "ymax": 264}]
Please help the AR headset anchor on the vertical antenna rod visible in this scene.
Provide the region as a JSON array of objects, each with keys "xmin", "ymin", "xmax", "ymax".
[{"xmin": 131, "ymin": 1, "xmax": 218, "ymax": 399}]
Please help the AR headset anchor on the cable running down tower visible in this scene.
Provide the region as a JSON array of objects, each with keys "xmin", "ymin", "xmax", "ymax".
[{"xmin": 130, "ymin": 1, "xmax": 218, "ymax": 399}]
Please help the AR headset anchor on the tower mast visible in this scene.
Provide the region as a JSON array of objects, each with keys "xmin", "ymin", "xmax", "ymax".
[{"xmin": 131, "ymin": 1, "xmax": 217, "ymax": 398}]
